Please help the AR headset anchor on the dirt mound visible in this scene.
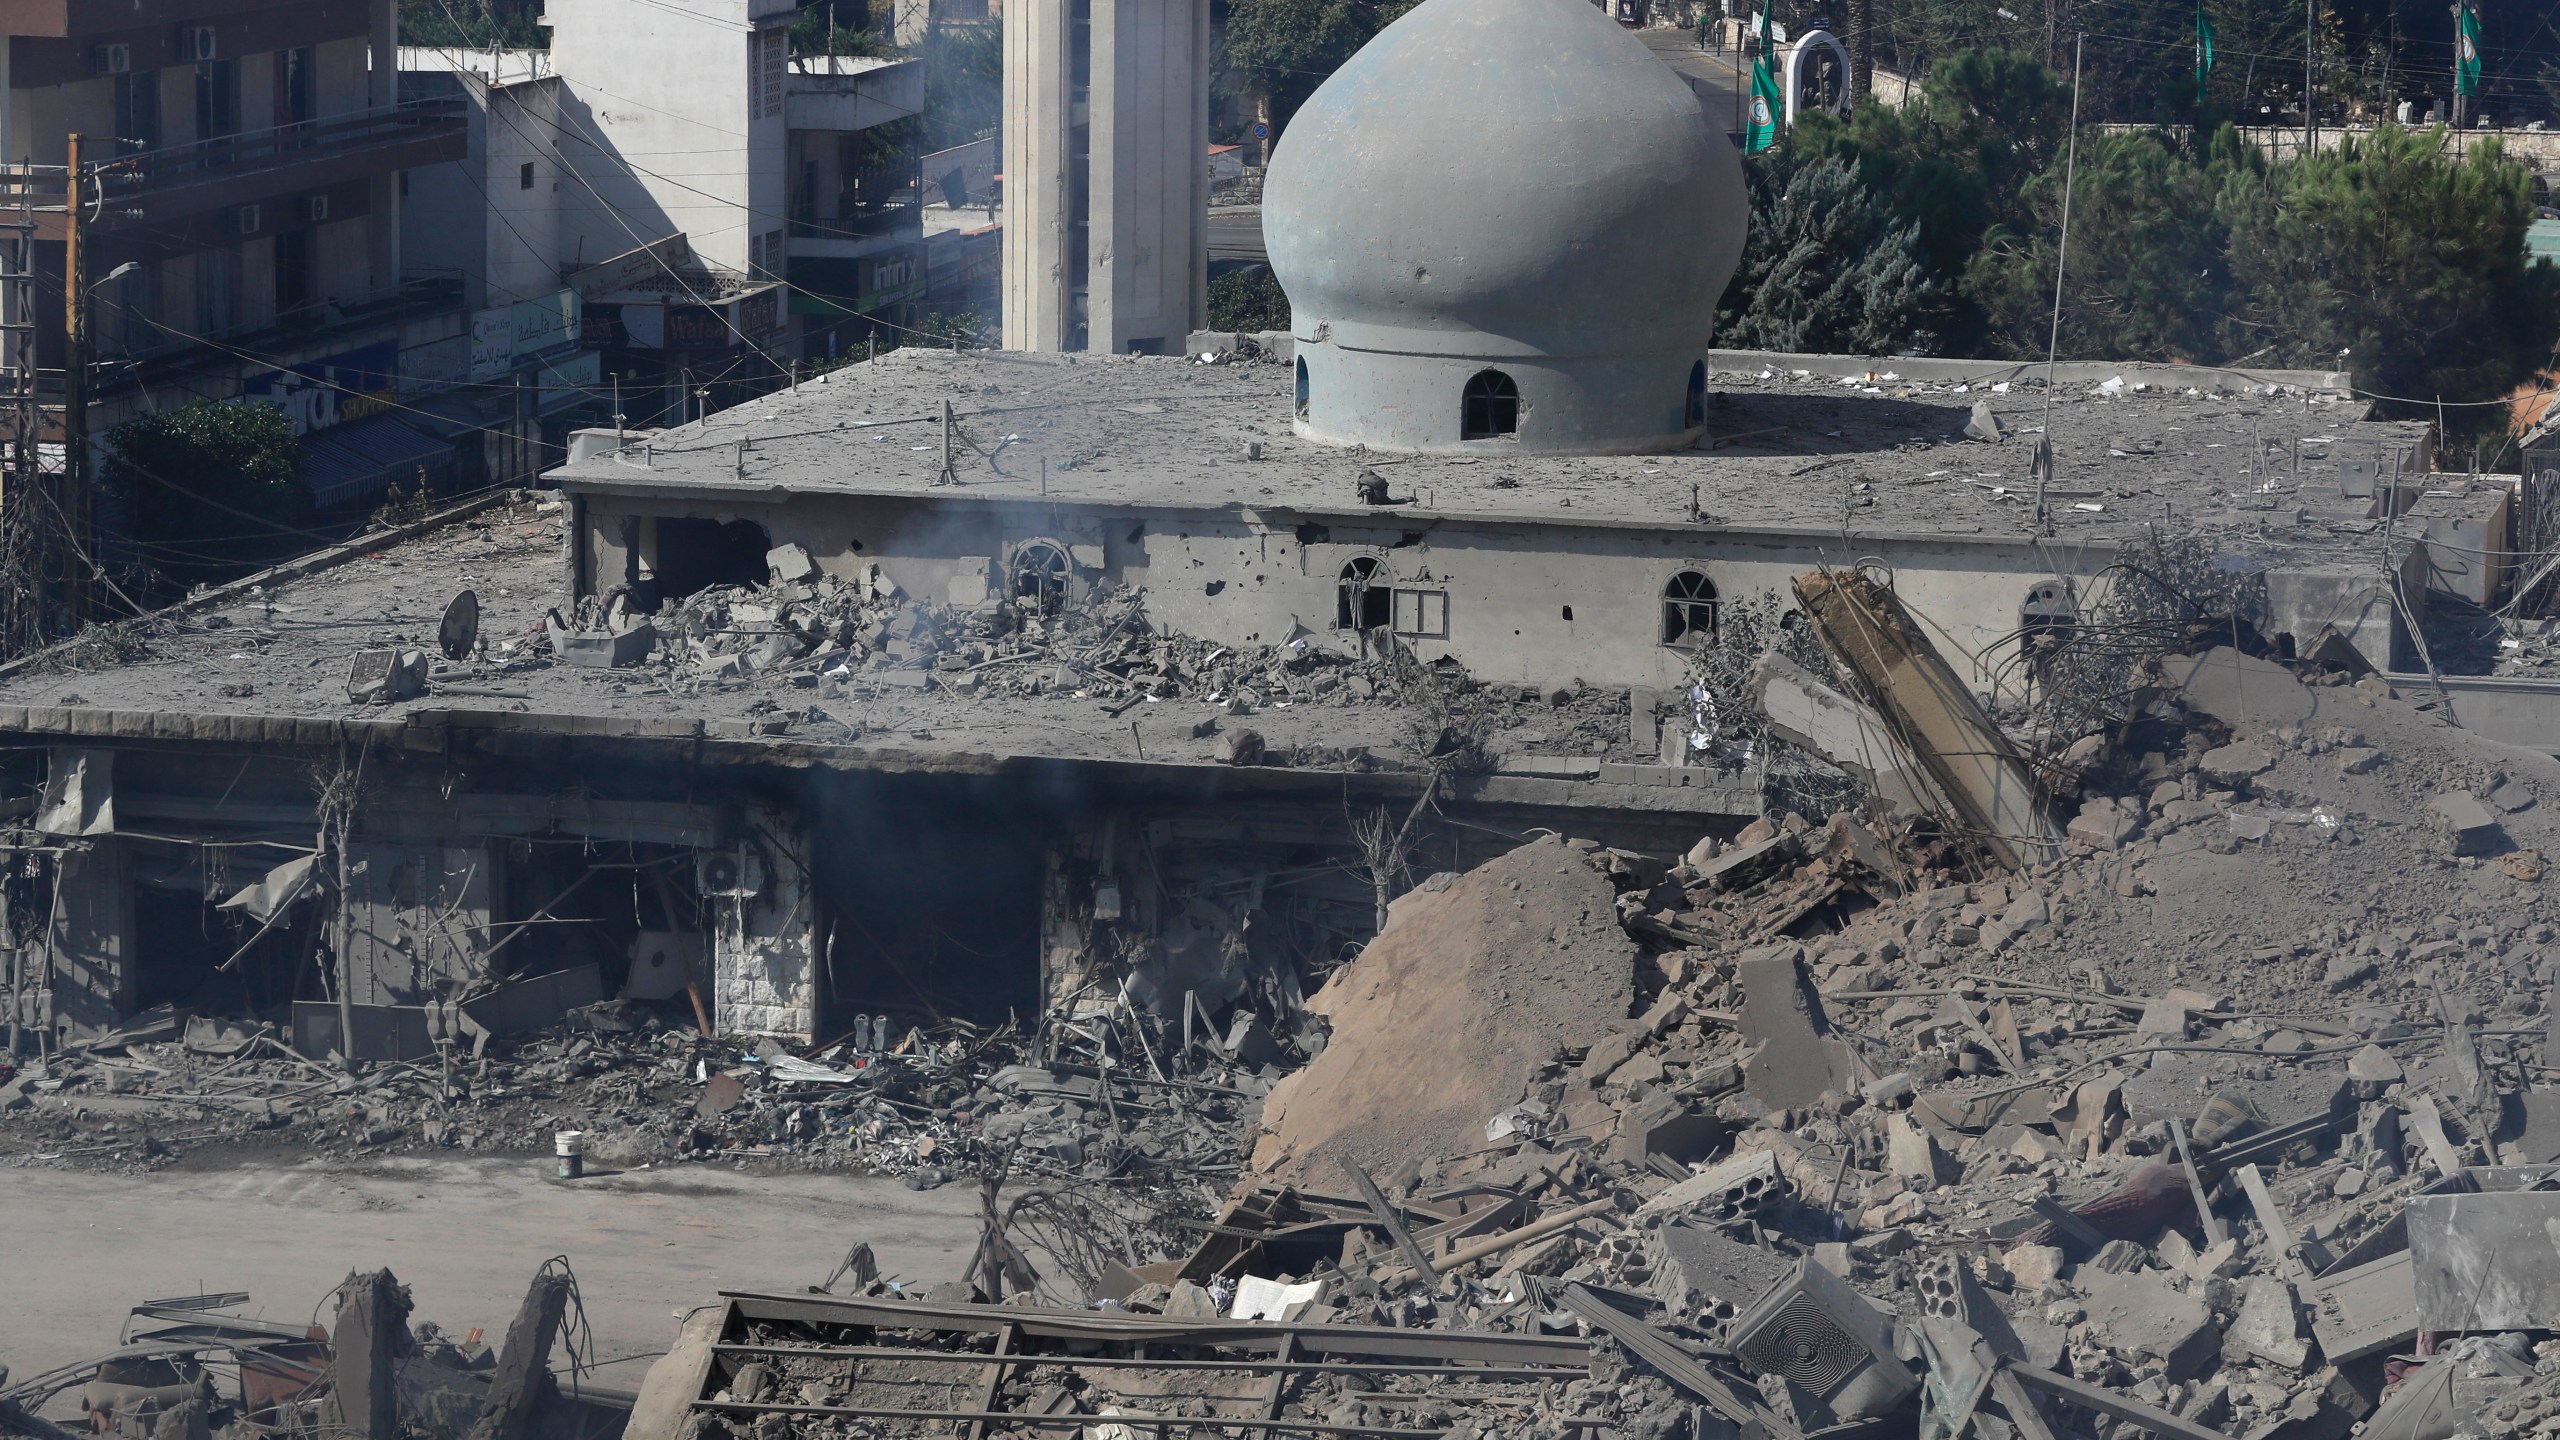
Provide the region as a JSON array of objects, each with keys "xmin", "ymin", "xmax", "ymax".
[{"xmin": 1248, "ymin": 834, "xmax": 1636, "ymax": 1189}]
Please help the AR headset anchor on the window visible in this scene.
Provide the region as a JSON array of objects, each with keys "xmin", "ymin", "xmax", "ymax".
[
  {"xmin": 195, "ymin": 58, "xmax": 239, "ymax": 144},
  {"xmin": 1662, "ymin": 570, "xmax": 1718, "ymax": 647},
  {"xmin": 279, "ymin": 45, "xmax": 313, "ymax": 128},
  {"xmin": 1294, "ymin": 356, "xmax": 1309, "ymax": 419},
  {"xmin": 114, "ymin": 73, "xmax": 160, "ymax": 151},
  {"xmin": 1461, "ymin": 369, "xmax": 1519, "ymax": 440},
  {"xmin": 755, "ymin": 28, "xmax": 788, "ymax": 119},
  {"xmin": 1010, "ymin": 541, "xmax": 1070, "ymax": 615},
  {"xmin": 1336, "ymin": 557, "xmax": 1391, "ymax": 630},
  {"xmin": 519, "ymin": 161, "xmax": 536, "ymax": 190},
  {"xmin": 1392, "ymin": 588, "xmax": 1448, "ymax": 638},
  {"xmin": 275, "ymin": 228, "xmax": 312, "ymax": 312},
  {"xmin": 1685, "ymin": 360, "xmax": 1706, "ymax": 429}
]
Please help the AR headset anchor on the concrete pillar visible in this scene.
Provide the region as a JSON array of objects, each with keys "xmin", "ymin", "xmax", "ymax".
[
  {"xmin": 1004, "ymin": 0, "xmax": 1207, "ymax": 353},
  {"xmin": 707, "ymin": 811, "xmax": 816, "ymax": 1039},
  {"xmin": 47, "ymin": 840, "xmax": 134, "ymax": 1039}
]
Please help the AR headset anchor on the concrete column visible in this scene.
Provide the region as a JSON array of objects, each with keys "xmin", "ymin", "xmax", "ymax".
[
  {"xmin": 46, "ymin": 840, "xmax": 134, "ymax": 1039},
  {"xmin": 707, "ymin": 811, "xmax": 817, "ymax": 1039},
  {"xmin": 1002, "ymin": 0, "xmax": 1073, "ymax": 349}
]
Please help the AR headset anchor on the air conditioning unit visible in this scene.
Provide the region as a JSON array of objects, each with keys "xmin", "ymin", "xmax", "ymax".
[
  {"xmin": 1728, "ymin": 1259, "xmax": 1920, "ymax": 1428},
  {"xmin": 695, "ymin": 845, "xmax": 767, "ymax": 899},
  {"xmin": 178, "ymin": 25, "xmax": 219, "ymax": 62},
  {"xmin": 299, "ymin": 195, "xmax": 330, "ymax": 224},
  {"xmin": 229, "ymin": 203, "xmax": 261, "ymax": 236},
  {"xmin": 92, "ymin": 44, "xmax": 131, "ymax": 76}
]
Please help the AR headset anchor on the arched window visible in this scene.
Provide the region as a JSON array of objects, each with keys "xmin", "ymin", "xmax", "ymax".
[
  {"xmin": 1294, "ymin": 356, "xmax": 1310, "ymax": 420},
  {"xmin": 1685, "ymin": 360, "xmax": 1707, "ymax": 429},
  {"xmin": 1010, "ymin": 541, "xmax": 1071, "ymax": 615},
  {"xmin": 1336, "ymin": 556, "xmax": 1391, "ymax": 630},
  {"xmin": 1461, "ymin": 369, "xmax": 1519, "ymax": 440},
  {"xmin": 1662, "ymin": 570, "xmax": 1718, "ymax": 647}
]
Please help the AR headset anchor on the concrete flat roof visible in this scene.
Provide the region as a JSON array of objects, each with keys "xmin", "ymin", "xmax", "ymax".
[
  {"xmin": 546, "ymin": 346, "xmax": 2434, "ymax": 557},
  {"xmin": 0, "ymin": 497, "xmax": 1749, "ymax": 817}
]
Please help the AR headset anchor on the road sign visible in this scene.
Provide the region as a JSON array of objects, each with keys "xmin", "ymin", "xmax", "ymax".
[{"xmin": 1251, "ymin": 121, "xmax": 1270, "ymax": 140}]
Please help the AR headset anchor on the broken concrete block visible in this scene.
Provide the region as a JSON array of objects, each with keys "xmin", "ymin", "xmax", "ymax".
[
  {"xmin": 1884, "ymin": 1113, "xmax": 1950, "ymax": 1184},
  {"xmin": 2336, "ymin": 746, "xmax": 2385, "ymax": 775},
  {"xmin": 1218, "ymin": 728, "xmax": 1266, "ymax": 766},
  {"xmin": 2224, "ymin": 1277, "xmax": 2310, "ymax": 1371},
  {"xmin": 1963, "ymin": 400, "xmax": 2003, "ymax": 443},
  {"xmin": 2200, "ymin": 741, "xmax": 2275, "ymax": 781},
  {"xmin": 765, "ymin": 543, "xmax": 820, "ymax": 583},
  {"xmin": 2163, "ymin": 646, "xmax": 2319, "ymax": 728},
  {"xmin": 2068, "ymin": 803, "xmax": 2138, "ymax": 850},
  {"xmin": 2081, "ymin": 1267, "xmax": 2223, "ymax": 1381},
  {"xmin": 347, "ymin": 647, "xmax": 429, "ymax": 703},
  {"xmin": 2430, "ymin": 791, "xmax": 2508, "ymax": 857},
  {"xmin": 2345, "ymin": 1044, "xmax": 2402, "ymax": 1097},
  {"xmin": 1737, "ymin": 953, "xmax": 1849, "ymax": 1108},
  {"xmin": 2002, "ymin": 1243, "xmax": 2067, "ymax": 1289},
  {"xmin": 2137, "ymin": 998, "xmax": 2195, "ymax": 1039},
  {"xmin": 1699, "ymin": 831, "xmax": 1800, "ymax": 892}
]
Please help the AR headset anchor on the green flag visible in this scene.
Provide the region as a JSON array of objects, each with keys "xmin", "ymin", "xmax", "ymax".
[
  {"xmin": 1746, "ymin": 2, "xmax": 1782, "ymax": 153},
  {"xmin": 2195, "ymin": 1, "xmax": 2216, "ymax": 103},
  {"xmin": 2457, "ymin": 1, "xmax": 2482, "ymax": 97}
]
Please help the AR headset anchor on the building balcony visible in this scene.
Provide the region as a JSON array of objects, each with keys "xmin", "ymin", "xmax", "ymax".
[
  {"xmin": 0, "ymin": 97, "xmax": 467, "ymax": 242},
  {"xmin": 0, "ymin": 0, "xmax": 306, "ymax": 37}
]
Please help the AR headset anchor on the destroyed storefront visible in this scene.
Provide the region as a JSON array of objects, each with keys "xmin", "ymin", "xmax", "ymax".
[{"xmin": 0, "ymin": 711, "xmax": 1731, "ymax": 1068}]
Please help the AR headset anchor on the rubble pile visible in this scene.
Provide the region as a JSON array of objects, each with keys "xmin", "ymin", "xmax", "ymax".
[
  {"xmin": 0, "ymin": 1010, "xmax": 1262, "ymax": 1185},
  {"xmin": 553, "ymin": 550, "xmax": 1640, "ymax": 763},
  {"xmin": 1008, "ymin": 636, "xmax": 2560, "ymax": 1440}
]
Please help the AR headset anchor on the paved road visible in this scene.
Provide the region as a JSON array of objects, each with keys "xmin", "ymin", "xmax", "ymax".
[
  {"xmin": 1210, "ymin": 209, "xmax": 1267, "ymax": 263},
  {"xmin": 0, "ymin": 1157, "xmax": 982, "ymax": 1398},
  {"xmin": 1203, "ymin": 31, "xmax": 1748, "ymax": 271}
]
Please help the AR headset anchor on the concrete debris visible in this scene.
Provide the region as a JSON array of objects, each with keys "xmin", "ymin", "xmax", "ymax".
[{"xmin": 23, "ymin": 622, "xmax": 2560, "ymax": 1440}]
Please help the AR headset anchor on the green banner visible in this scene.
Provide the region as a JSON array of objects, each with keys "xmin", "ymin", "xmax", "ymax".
[
  {"xmin": 2457, "ymin": 2, "xmax": 2482, "ymax": 97},
  {"xmin": 1746, "ymin": 3, "xmax": 1782, "ymax": 153},
  {"xmin": 2195, "ymin": 1, "xmax": 2215, "ymax": 103}
]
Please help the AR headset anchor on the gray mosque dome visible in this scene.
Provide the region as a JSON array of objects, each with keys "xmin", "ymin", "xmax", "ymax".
[{"xmin": 1263, "ymin": 0, "xmax": 1749, "ymax": 455}]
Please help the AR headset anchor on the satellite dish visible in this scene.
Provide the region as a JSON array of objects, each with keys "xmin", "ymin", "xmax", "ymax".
[{"xmin": 439, "ymin": 589, "xmax": 480, "ymax": 661}]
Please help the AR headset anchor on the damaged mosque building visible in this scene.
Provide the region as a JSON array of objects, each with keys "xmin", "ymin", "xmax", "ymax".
[
  {"xmin": 0, "ymin": 0, "xmax": 2515, "ymax": 1071},
  {"xmin": 28, "ymin": 2, "xmax": 2560, "ymax": 1440}
]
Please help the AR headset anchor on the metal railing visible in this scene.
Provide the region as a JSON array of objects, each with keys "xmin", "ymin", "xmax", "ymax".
[{"xmin": 0, "ymin": 97, "xmax": 467, "ymax": 206}]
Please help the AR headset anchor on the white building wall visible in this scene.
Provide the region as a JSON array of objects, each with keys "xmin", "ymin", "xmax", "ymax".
[{"xmin": 541, "ymin": 0, "xmax": 793, "ymax": 278}]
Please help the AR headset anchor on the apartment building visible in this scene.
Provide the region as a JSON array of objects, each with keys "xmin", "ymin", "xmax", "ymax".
[
  {"xmin": 0, "ymin": 0, "xmax": 469, "ymax": 510},
  {"xmin": 401, "ymin": 0, "xmax": 926, "ymax": 440}
]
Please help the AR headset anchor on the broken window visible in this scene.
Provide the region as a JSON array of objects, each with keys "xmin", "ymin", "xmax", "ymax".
[
  {"xmin": 1461, "ymin": 369, "xmax": 1519, "ymax": 440},
  {"xmin": 1010, "ymin": 541, "xmax": 1070, "ymax": 615},
  {"xmin": 1661, "ymin": 570, "xmax": 1718, "ymax": 647},
  {"xmin": 648, "ymin": 517, "xmax": 772, "ymax": 607},
  {"xmin": 1294, "ymin": 356, "xmax": 1310, "ymax": 420},
  {"xmin": 1685, "ymin": 360, "xmax": 1707, "ymax": 429},
  {"xmin": 1336, "ymin": 557, "xmax": 1391, "ymax": 630},
  {"xmin": 2020, "ymin": 579, "xmax": 2077, "ymax": 677}
]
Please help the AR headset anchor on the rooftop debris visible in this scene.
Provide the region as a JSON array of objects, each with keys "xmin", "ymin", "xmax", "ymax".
[{"xmin": 19, "ymin": 572, "xmax": 2560, "ymax": 1440}]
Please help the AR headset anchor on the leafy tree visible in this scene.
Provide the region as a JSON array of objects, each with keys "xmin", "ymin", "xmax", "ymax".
[
  {"xmin": 792, "ymin": 0, "xmax": 894, "ymax": 56},
  {"xmin": 2217, "ymin": 125, "xmax": 2560, "ymax": 413},
  {"xmin": 920, "ymin": 21, "xmax": 1002, "ymax": 151},
  {"xmin": 1717, "ymin": 155, "xmax": 1938, "ymax": 355},
  {"xmin": 1964, "ymin": 128, "xmax": 2234, "ymax": 363},
  {"xmin": 1217, "ymin": 0, "xmax": 1417, "ymax": 143},
  {"xmin": 1788, "ymin": 50, "xmax": 2073, "ymax": 349},
  {"xmin": 1208, "ymin": 267, "xmax": 1291, "ymax": 332},
  {"xmin": 399, "ymin": 0, "xmax": 543, "ymax": 47},
  {"xmin": 102, "ymin": 400, "xmax": 313, "ymax": 600}
]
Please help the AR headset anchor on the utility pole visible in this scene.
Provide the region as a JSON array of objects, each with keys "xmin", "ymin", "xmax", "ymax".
[
  {"xmin": 2451, "ymin": 2, "xmax": 2467, "ymax": 129},
  {"xmin": 61, "ymin": 133, "xmax": 87, "ymax": 626}
]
